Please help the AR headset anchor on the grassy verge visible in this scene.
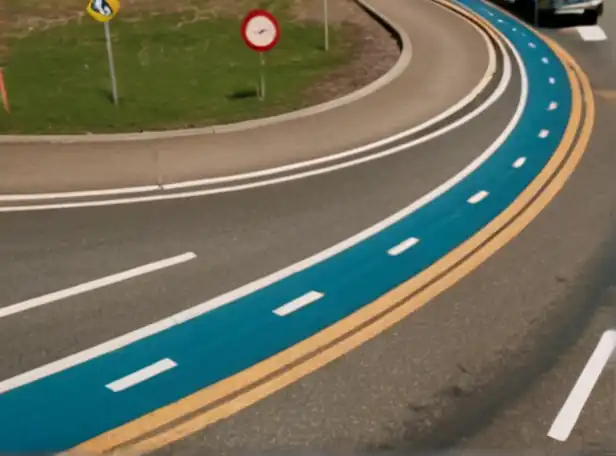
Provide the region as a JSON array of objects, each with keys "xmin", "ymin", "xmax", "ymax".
[{"xmin": 0, "ymin": 5, "xmax": 354, "ymax": 134}]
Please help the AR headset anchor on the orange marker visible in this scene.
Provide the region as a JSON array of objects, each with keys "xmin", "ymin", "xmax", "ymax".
[{"xmin": 0, "ymin": 69, "xmax": 9, "ymax": 114}]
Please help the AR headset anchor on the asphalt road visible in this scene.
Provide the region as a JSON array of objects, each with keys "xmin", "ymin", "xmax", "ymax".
[
  {"xmin": 456, "ymin": 7, "xmax": 616, "ymax": 454},
  {"xmin": 0, "ymin": 1, "xmax": 505, "ymax": 380},
  {"xmin": 0, "ymin": 0, "xmax": 599, "ymax": 454},
  {"xmin": 149, "ymin": 8, "xmax": 614, "ymax": 456}
]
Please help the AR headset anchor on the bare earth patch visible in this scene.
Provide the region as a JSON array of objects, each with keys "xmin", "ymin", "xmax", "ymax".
[{"xmin": 291, "ymin": 0, "xmax": 400, "ymax": 105}]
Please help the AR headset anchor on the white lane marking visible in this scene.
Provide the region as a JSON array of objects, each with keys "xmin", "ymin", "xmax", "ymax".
[
  {"xmin": 512, "ymin": 27, "xmax": 517, "ymax": 32},
  {"xmin": 548, "ymin": 330, "xmax": 616, "ymax": 442},
  {"xmin": 467, "ymin": 190, "xmax": 489, "ymax": 204},
  {"xmin": 529, "ymin": 42, "xmax": 536, "ymax": 48},
  {"xmin": 538, "ymin": 129, "xmax": 550, "ymax": 138},
  {"xmin": 105, "ymin": 358, "xmax": 177, "ymax": 392},
  {"xmin": 549, "ymin": 77, "xmax": 556, "ymax": 84},
  {"xmin": 497, "ymin": 18, "xmax": 503, "ymax": 23},
  {"xmin": 387, "ymin": 237, "xmax": 420, "ymax": 256},
  {"xmin": 273, "ymin": 291, "xmax": 324, "ymax": 317},
  {"xmin": 576, "ymin": 25, "xmax": 607, "ymax": 42},
  {"xmin": 512, "ymin": 157, "xmax": 526, "ymax": 168},
  {"xmin": 0, "ymin": 31, "xmax": 528, "ymax": 394},
  {"xmin": 0, "ymin": 20, "xmax": 499, "ymax": 204},
  {"xmin": 0, "ymin": 185, "xmax": 161, "ymax": 202},
  {"xmin": 0, "ymin": 253, "xmax": 196, "ymax": 320},
  {"xmin": 548, "ymin": 101, "xmax": 558, "ymax": 111},
  {"xmin": 541, "ymin": 57, "xmax": 549, "ymax": 64},
  {"xmin": 0, "ymin": 36, "xmax": 509, "ymax": 214}
]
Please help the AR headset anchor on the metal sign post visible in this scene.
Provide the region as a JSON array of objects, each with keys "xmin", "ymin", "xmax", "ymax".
[
  {"xmin": 86, "ymin": 0, "xmax": 121, "ymax": 105},
  {"xmin": 103, "ymin": 21, "xmax": 119, "ymax": 105},
  {"xmin": 323, "ymin": 0, "xmax": 329, "ymax": 51},
  {"xmin": 259, "ymin": 52, "xmax": 266, "ymax": 100},
  {"xmin": 241, "ymin": 10, "xmax": 280, "ymax": 102}
]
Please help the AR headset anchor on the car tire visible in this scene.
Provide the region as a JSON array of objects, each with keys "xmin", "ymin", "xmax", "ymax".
[{"xmin": 583, "ymin": 9, "xmax": 599, "ymax": 25}]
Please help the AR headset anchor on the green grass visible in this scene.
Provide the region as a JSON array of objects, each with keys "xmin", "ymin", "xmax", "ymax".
[{"xmin": 0, "ymin": 12, "xmax": 354, "ymax": 134}]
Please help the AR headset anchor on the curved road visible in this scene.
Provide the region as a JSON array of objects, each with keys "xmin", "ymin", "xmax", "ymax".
[{"xmin": 0, "ymin": 0, "xmax": 598, "ymax": 454}]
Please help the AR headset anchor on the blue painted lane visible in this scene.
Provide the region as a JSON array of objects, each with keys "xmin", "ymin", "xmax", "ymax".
[{"xmin": 0, "ymin": 1, "xmax": 576, "ymax": 452}]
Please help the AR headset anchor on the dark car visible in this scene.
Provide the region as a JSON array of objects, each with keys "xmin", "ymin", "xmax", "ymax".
[{"xmin": 502, "ymin": 0, "xmax": 603, "ymax": 24}]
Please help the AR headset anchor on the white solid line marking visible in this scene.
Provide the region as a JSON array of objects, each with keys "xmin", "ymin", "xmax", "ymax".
[
  {"xmin": 387, "ymin": 237, "xmax": 420, "ymax": 256},
  {"xmin": 105, "ymin": 358, "xmax": 177, "ymax": 392},
  {"xmin": 529, "ymin": 42, "xmax": 536, "ymax": 48},
  {"xmin": 548, "ymin": 330, "xmax": 616, "ymax": 442},
  {"xmin": 0, "ymin": 185, "xmax": 161, "ymax": 202},
  {"xmin": 468, "ymin": 190, "xmax": 489, "ymax": 204},
  {"xmin": 0, "ymin": 20, "xmax": 501, "ymax": 205},
  {"xmin": 273, "ymin": 291, "xmax": 324, "ymax": 317},
  {"xmin": 0, "ymin": 32, "xmax": 529, "ymax": 395},
  {"xmin": 541, "ymin": 57, "xmax": 549, "ymax": 64},
  {"xmin": 576, "ymin": 25, "xmax": 607, "ymax": 42},
  {"xmin": 0, "ymin": 252, "xmax": 197, "ymax": 319},
  {"xmin": 0, "ymin": 22, "xmax": 509, "ymax": 212},
  {"xmin": 513, "ymin": 157, "xmax": 526, "ymax": 168},
  {"xmin": 549, "ymin": 77, "xmax": 556, "ymax": 84},
  {"xmin": 538, "ymin": 129, "xmax": 550, "ymax": 138},
  {"xmin": 548, "ymin": 101, "xmax": 558, "ymax": 111}
]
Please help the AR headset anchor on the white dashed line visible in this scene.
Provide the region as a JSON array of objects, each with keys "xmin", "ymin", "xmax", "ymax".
[
  {"xmin": 538, "ymin": 129, "xmax": 550, "ymax": 139},
  {"xmin": 0, "ymin": 27, "xmax": 529, "ymax": 395},
  {"xmin": 467, "ymin": 191, "xmax": 489, "ymax": 204},
  {"xmin": 549, "ymin": 77, "xmax": 556, "ymax": 84},
  {"xmin": 576, "ymin": 25, "xmax": 607, "ymax": 42},
  {"xmin": 105, "ymin": 358, "xmax": 177, "ymax": 392},
  {"xmin": 541, "ymin": 57, "xmax": 549, "ymax": 64},
  {"xmin": 387, "ymin": 237, "xmax": 420, "ymax": 256},
  {"xmin": 497, "ymin": 18, "xmax": 503, "ymax": 23},
  {"xmin": 529, "ymin": 42, "xmax": 536, "ymax": 48},
  {"xmin": 548, "ymin": 330, "xmax": 616, "ymax": 442},
  {"xmin": 0, "ymin": 252, "xmax": 197, "ymax": 320},
  {"xmin": 513, "ymin": 157, "xmax": 526, "ymax": 168},
  {"xmin": 512, "ymin": 27, "xmax": 517, "ymax": 32},
  {"xmin": 273, "ymin": 291, "xmax": 324, "ymax": 316},
  {"xmin": 548, "ymin": 101, "xmax": 558, "ymax": 111}
]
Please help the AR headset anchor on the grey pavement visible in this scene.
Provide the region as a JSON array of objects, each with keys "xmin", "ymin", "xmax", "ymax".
[
  {"xmin": 0, "ymin": 47, "xmax": 517, "ymax": 380},
  {"xmin": 0, "ymin": 18, "xmax": 515, "ymax": 456},
  {"xmin": 146, "ymin": 6, "xmax": 616, "ymax": 456},
  {"xmin": 3, "ymin": 2, "xmax": 599, "ymax": 456}
]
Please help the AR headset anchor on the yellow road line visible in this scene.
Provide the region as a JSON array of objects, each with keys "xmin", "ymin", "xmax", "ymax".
[{"xmin": 71, "ymin": 5, "xmax": 594, "ymax": 455}]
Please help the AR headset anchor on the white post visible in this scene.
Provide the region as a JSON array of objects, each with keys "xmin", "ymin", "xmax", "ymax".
[
  {"xmin": 104, "ymin": 21, "xmax": 119, "ymax": 105},
  {"xmin": 323, "ymin": 0, "xmax": 329, "ymax": 51},
  {"xmin": 259, "ymin": 52, "xmax": 266, "ymax": 101}
]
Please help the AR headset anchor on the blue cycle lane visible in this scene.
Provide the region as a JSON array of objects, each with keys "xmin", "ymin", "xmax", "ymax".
[{"xmin": 0, "ymin": 1, "xmax": 574, "ymax": 452}]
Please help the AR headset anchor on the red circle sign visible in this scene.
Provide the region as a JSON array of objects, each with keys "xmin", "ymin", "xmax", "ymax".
[{"xmin": 241, "ymin": 10, "xmax": 280, "ymax": 52}]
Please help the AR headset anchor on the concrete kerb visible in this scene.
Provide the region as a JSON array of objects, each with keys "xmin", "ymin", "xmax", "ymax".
[{"xmin": 0, "ymin": 0, "xmax": 412, "ymax": 145}]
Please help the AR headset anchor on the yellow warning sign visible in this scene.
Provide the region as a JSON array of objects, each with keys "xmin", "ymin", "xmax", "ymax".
[{"xmin": 86, "ymin": 0, "xmax": 120, "ymax": 23}]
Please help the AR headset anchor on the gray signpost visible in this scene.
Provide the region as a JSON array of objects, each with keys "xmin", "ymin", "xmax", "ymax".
[{"xmin": 86, "ymin": 0, "xmax": 120, "ymax": 105}]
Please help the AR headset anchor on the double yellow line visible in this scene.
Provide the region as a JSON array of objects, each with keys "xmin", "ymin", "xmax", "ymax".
[{"xmin": 70, "ymin": 3, "xmax": 594, "ymax": 454}]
